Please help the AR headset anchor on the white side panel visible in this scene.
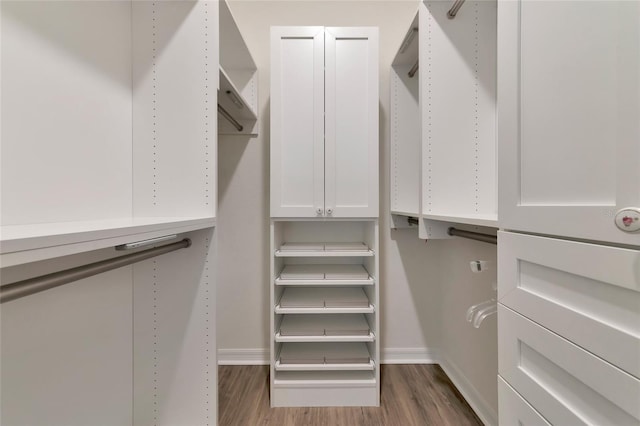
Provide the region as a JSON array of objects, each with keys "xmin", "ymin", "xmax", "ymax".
[
  {"xmin": 499, "ymin": 305, "xmax": 640, "ymax": 426},
  {"xmin": 498, "ymin": 231, "xmax": 640, "ymax": 379},
  {"xmin": 134, "ymin": 229, "xmax": 216, "ymax": 426},
  {"xmin": 498, "ymin": 377, "xmax": 551, "ymax": 426},
  {"xmin": 0, "ymin": 1, "xmax": 132, "ymax": 225},
  {"xmin": 325, "ymin": 27, "xmax": 379, "ymax": 218},
  {"xmin": 421, "ymin": 1, "xmax": 496, "ymax": 219},
  {"xmin": 1, "ymin": 267, "xmax": 133, "ymax": 426},
  {"xmin": 390, "ymin": 66, "xmax": 420, "ymax": 216},
  {"xmin": 498, "ymin": 0, "xmax": 640, "ymax": 244},
  {"xmin": 270, "ymin": 27, "xmax": 325, "ymax": 218},
  {"xmin": 133, "ymin": 0, "xmax": 216, "ymax": 219}
]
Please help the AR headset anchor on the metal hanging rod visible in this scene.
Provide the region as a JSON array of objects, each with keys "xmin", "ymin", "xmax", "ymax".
[
  {"xmin": 447, "ymin": 0, "xmax": 466, "ymax": 18},
  {"xmin": 0, "ymin": 238, "xmax": 192, "ymax": 304},
  {"xmin": 408, "ymin": 60, "xmax": 419, "ymax": 78},
  {"xmin": 218, "ymin": 104, "xmax": 244, "ymax": 132},
  {"xmin": 399, "ymin": 27, "xmax": 418, "ymax": 54},
  {"xmin": 448, "ymin": 227, "xmax": 497, "ymax": 245}
]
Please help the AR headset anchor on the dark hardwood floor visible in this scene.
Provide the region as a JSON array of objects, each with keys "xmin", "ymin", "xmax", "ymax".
[{"xmin": 218, "ymin": 365, "xmax": 484, "ymax": 425}]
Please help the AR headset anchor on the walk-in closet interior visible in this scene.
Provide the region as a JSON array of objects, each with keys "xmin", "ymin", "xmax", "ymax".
[{"xmin": 1, "ymin": 0, "xmax": 638, "ymax": 425}]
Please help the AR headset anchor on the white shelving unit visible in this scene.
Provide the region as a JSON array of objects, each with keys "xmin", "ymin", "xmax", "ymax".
[
  {"xmin": 390, "ymin": 1, "xmax": 498, "ymax": 237},
  {"xmin": 270, "ymin": 220, "xmax": 380, "ymax": 407},
  {"xmin": 218, "ymin": 0, "xmax": 258, "ymax": 136},
  {"xmin": 1, "ymin": 1, "xmax": 219, "ymax": 424},
  {"xmin": 270, "ymin": 25, "xmax": 379, "ymax": 407}
]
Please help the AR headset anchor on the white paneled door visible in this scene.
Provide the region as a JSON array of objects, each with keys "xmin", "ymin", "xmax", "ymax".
[
  {"xmin": 498, "ymin": 0, "xmax": 640, "ymax": 245},
  {"xmin": 325, "ymin": 27, "xmax": 379, "ymax": 218},
  {"xmin": 270, "ymin": 27, "xmax": 325, "ymax": 218}
]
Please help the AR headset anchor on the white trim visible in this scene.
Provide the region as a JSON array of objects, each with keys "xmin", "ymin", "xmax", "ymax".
[
  {"xmin": 218, "ymin": 349, "xmax": 269, "ymax": 365},
  {"xmin": 380, "ymin": 347, "xmax": 440, "ymax": 364},
  {"xmin": 439, "ymin": 357, "xmax": 498, "ymax": 426}
]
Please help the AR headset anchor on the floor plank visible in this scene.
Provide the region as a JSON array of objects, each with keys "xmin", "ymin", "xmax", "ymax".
[{"xmin": 219, "ymin": 365, "xmax": 483, "ymax": 426}]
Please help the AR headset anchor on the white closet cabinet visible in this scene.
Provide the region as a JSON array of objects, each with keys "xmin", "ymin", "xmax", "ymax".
[
  {"xmin": 271, "ymin": 27, "xmax": 379, "ymax": 218},
  {"xmin": 270, "ymin": 26, "xmax": 380, "ymax": 408},
  {"xmin": 499, "ymin": 0, "xmax": 640, "ymax": 246},
  {"xmin": 497, "ymin": 1, "xmax": 640, "ymax": 424},
  {"xmin": 1, "ymin": 1, "xmax": 219, "ymax": 425}
]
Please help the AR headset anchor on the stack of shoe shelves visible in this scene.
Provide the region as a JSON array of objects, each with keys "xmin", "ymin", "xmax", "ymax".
[{"xmin": 270, "ymin": 220, "xmax": 380, "ymax": 407}]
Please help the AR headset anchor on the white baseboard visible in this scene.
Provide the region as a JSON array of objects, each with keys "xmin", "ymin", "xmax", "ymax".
[
  {"xmin": 218, "ymin": 349, "xmax": 269, "ymax": 365},
  {"xmin": 439, "ymin": 358, "xmax": 498, "ymax": 426},
  {"xmin": 381, "ymin": 347, "xmax": 440, "ymax": 364}
]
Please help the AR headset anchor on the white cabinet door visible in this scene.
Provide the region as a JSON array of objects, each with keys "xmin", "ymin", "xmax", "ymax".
[
  {"xmin": 325, "ymin": 27, "xmax": 379, "ymax": 218},
  {"xmin": 271, "ymin": 27, "xmax": 325, "ymax": 218},
  {"xmin": 498, "ymin": 1, "xmax": 640, "ymax": 245}
]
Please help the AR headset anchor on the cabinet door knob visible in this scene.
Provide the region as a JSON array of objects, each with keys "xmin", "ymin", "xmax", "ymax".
[
  {"xmin": 326, "ymin": 208, "xmax": 333, "ymax": 215},
  {"xmin": 615, "ymin": 207, "xmax": 640, "ymax": 232},
  {"xmin": 316, "ymin": 207, "xmax": 323, "ymax": 215}
]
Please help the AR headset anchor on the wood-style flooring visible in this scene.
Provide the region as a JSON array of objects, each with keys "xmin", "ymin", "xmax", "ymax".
[{"xmin": 218, "ymin": 365, "xmax": 484, "ymax": 426}]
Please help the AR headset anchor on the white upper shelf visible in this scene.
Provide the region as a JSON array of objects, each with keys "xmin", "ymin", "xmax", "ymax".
[
  {"xmin": 422, "ymin": 213, "xmax": 498, "ymax": 228},
  {"xmin": 0, "ymin": 216, "xmax": 215, "ymax": 267}
]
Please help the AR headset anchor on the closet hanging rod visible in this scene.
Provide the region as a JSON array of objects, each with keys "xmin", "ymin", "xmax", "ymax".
[
  {"xmin": 447, "ymin": 227, "xmax": 497, "ymax": 245},
  {"xmin": 399, "ymin": 27, "xmax": 418, "ymax": 54},
  {"xmin": 218, "ymin": 104, "xmax": 244, "ymax": 132},
  {"xmin": 447, "ymin": 0, "xmax": 466, "ymax": 18},
  {"xmin": 0, "ymin": 238, "xmax": 192, "ymax": 304},
  {"xmin": 408, "ymin": 60, "xmax": 419, "ymax": 78}
]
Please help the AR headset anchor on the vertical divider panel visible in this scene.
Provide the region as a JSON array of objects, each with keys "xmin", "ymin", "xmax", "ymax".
[
  {"xmin": 133, "ymin": 0, "xmax": 216, "ymax": 219},
  {"xmin": 390, "ymin": 65, "xmax": 420, "ymax": 216},
  {"xmin": 270, "ymin": 221, "xmax": 284, "ymax": 402},
  {"xmin": 420, "ymin": 0, "xmax": 496, "ymax": 220},
  {"xmin": 133, "ymin": 229, "xmax": 216, "ymax": 426}
]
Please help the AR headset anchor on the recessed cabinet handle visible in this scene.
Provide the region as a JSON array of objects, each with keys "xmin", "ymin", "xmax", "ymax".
[{"xmin": 316, "ymin": 207, "xmax": 323, "ymax": 215}]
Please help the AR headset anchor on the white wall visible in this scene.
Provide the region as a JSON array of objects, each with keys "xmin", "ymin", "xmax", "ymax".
[
  {"xmin": 438, "ymin": 238, "xmax": 498, "ymax": 424},
  {"xmin": 217, "ymin": 0, "xmax": 497, "ymax": 422}
]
